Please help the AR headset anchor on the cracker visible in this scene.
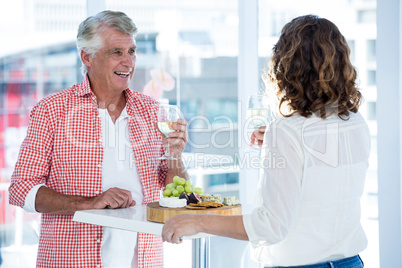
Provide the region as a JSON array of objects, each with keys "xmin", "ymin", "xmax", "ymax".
[
  {"xmin": 185, "ymin": 206, "xmax": 207, "ymax": 210},
  {"xmin": 188, "ymin": 203, "xmax": 203, "ymax": 207},
  {"xmin": 186, "ymin": 201, "xmax": 224, "ymax": 209}
]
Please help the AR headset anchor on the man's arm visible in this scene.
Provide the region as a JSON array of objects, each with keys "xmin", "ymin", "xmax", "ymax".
[
  {"xmin": 165, "ymin": 158, "xmax": 189, "ymax": 186},
  {"xmin": 35, "ymin": 186, "xmax": 136, "ymax": 215}
]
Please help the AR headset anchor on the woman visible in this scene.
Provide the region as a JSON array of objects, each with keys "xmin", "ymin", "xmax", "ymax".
[{"xmin": 162, "ymin": 15, "xmax": 369, "ymax": 268}]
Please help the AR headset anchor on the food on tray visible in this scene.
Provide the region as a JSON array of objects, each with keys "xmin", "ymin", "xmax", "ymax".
[
  {"xmin": 163, "ymin": 176, "xmax": 203, "ymax": 197},
  {"xmin": 189, "ymin": 201, "xmax": 223, "ymax": 208},
  {"xmin": 162, "ymin": 176, "xmax": 204, "ymax": 205},
  {"xmin": 179, "ymin": 192, "xmax": 190, "ymax": 203},
  {"xmin": 188, "ymin": 192, "xmax": 201, "ymax": 204},
  {"xmin": 185, "ymin": 206, "xmax": 207, "ymax": 210},
  {"xmin": 160, "ymin": 176, "xmax": 241, "ymax": 209},
  {"xmin": 159, "ymin": 197, "xmax": 187, "ymax": 208},
  {"xmin": 223, "ymin": 196, "xmax": 240, "ymax": 206},
  {"xmin": 200, "ymin": 194, "xmax": 222, "ymax": 203},
  {"xmin": 194, "ymin": 187, "xmax": 203, "ymax": 195}
]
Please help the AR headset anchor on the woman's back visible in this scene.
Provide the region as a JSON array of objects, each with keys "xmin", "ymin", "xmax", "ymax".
[{"xmin": 245, "ymin": 112, "xmax": 370, "ymax": 266}]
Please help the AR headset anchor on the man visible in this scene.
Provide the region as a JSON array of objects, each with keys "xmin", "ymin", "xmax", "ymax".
[{"xmin": 9, "ymin": 10, "xmax": 188, "ymax": 268}]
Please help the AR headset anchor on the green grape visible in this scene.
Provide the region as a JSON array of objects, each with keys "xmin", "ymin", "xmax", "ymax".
[
  {"xmin": 166, "ymin": 183, "xmax": 175, "ymax": 190},
  {"xmin": 176, "ymin": 185, "xmax": 184, "ymax": 194},
  {"xmin": 185, "ymin": 185, "xmax": 192, "ymax": 193},
  {"xmin": 163, "ymin": 189, "xmax": 172, "ymax": 197},
  {"xmin": 172, "ymin": 189, "xmax": 179, "ymax": 197},
  {"xmin": 194, "ymin": 187, "xmax": 203, "ymax": 195},
  {"xmin": 177, "ymin": 177, "xmax": 186, "ymax": 186},
  {"xmin": 173, "ymin": 176, "xmax": 180, "ymax": 184},
  {"xmin": 185, "ymin": 180, "xmax": 192, "ymax": 187}
]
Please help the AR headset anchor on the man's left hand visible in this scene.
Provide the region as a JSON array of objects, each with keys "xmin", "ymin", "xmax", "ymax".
[{"xmin": 158, "ymin": 118, "xmax": 188, "ymax": 159}]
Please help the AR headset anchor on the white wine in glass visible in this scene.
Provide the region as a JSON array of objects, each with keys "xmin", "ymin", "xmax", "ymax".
[
  {"xmin": 247, "ymin": 95, "xmax": 269, "ymax": 150},
  {"xmin": 246, "ymin": 108, "xmax": 269, "ymax": 129},
  {"xmin": 157, "ymin": 104, "xmax": 181, "ymax": 160},
  {"xmin": 157, "ymin": 121, "xmax": 176, "ymax": 137}
]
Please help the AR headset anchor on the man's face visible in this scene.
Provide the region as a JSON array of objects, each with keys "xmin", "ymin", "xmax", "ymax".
[{"xmin": 86, "ymin": 25, "xmax": 137, "ymax": 94}]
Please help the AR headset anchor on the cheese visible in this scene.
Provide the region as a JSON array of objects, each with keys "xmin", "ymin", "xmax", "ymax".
[
  {"xmin": 159, "ymin": 197, "xmax": 187, "ymax": 208},
  {"xmin": 223, "ymin": 196, "xmax": 240, "ymax": 206},
  {"xmin": 200, "ymin": 194, "xmax": 222, "ymax": 203}
]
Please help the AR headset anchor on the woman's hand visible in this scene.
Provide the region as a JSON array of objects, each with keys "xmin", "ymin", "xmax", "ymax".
[
  {"xmin": 162, "ymin": 214, "xmax": 201, "ymax": 244},
  {"xmin": 250, "ymin": 126, "xmax": 266, "ymax": 147}
]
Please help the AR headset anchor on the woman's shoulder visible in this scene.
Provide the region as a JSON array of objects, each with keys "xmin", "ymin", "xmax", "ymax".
[
  {"xmin": 268, "ymin": 111, "xmax": 366, "ymax": 136},
  {"xmin": 269, "ymin": 114, "xmax": 305, "ymax": 133},
  {"xmin": 278, "ymin": 111, "xmax": 369, "ymax": 136}
]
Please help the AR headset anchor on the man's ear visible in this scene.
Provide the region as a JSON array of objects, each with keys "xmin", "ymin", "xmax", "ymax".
[{"xmin": 80, "ymin": 50, "xmax": 92, "ymax": 69}]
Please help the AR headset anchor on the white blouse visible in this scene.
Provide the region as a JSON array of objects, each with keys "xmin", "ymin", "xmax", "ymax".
[{"xmin": 242, "ymin": 111, "xmax": 370, "ymax": 266}]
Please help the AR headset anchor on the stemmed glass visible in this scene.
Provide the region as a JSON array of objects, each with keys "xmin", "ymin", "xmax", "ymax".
[
  {"xmin": 246, "ymin": 95, "xmax": 269, "ymax": 151},
  {"xmin": 157, "ymin": 103, "xmax": 181, "ymax": 160}
]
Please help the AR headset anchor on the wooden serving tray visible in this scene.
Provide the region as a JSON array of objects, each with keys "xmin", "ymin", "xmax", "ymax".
[{"xmin": 146, "ymin": 202, "xmax": 242, "ymax": 223}]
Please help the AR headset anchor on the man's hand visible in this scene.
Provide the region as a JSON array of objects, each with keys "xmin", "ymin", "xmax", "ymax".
[
  {"xmin": 249, "ymin": 126, "xmax": 266, "ymax": 147},
  {"xmin": 157, "ymin": 118, "xmax": 188, "ymax": 159},
  {"xmin": 91, "ymin": 187, "xmax": 136, "ymax": 209}
]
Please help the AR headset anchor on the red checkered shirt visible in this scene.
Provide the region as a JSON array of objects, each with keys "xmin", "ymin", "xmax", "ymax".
[{"xmin": 9, "ymin": 76, "xmax": 168, "ymax": 268}]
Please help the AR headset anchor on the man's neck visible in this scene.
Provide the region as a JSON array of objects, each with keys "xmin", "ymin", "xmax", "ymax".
[
  {"xmin": 86, "ymin": 75, "xmax": 127, "ymax": 123},
  {"xmin": 97, "ymin": 92, "xmax": 127, "ymax": 123}
]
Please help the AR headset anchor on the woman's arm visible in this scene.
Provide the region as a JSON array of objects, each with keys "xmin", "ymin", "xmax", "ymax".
[{"xmin": 162, "ymin": 214, "xmax": 248, "ymax": 244}]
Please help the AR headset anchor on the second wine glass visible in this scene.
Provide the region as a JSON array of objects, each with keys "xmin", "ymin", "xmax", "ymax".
[
  {"xmin": 246, "ymin": 95, "xmax": 269, "ymax": 151},
  {"xmin": 157, "ymin": 104, "xmax": 181, "ymax": 160}
]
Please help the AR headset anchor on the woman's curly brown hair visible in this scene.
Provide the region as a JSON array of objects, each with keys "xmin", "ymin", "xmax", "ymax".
[{"xmin": 266, "ymin": 15, "xmax": 362, "ymax": 119}]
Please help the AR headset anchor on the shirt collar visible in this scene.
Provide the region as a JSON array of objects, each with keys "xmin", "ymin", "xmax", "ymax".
[
  {"xmin": 76, "ymin": 75, "xmax": 93, "ymax": 97},
  {"xmin": 76, "ymin": 75, "xmax": 137, "ymax": 106},
  {"xmin": 120, "ymin": 106, "xmax": 130, "ymax": 119}
]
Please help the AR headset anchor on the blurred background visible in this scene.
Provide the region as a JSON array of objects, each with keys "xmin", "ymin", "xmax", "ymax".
[{"xmin": 0, "ymin": 0, "xmax": 380, "ymax": 267}]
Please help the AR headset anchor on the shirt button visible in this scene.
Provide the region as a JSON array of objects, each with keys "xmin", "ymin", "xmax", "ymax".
[
  {"xmin": 96, "ymin": 239, "xmax": 101, "ymax": 243},
  {"xmin": 96, "ymin": 265, "xmax": 100, "ymax": 268},
  {"xmin": 94, "ymin": 191, "xmax": 99, "ymax": 195},
  {"xmin": 97, "ymin": 164, "xmax": 102, "ymax": 168}
]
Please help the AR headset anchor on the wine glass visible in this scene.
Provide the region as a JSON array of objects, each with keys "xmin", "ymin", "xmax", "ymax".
[
  {"xmin": 246, "ymin": 95, "xmax": 269, "ymax": 151},
  {"xmin": 157, "ymin": 103, "xmax": 181, "ymax": 160}
]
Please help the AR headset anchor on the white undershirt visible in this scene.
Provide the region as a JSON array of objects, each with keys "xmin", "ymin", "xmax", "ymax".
[
  {"xmin": 24, "ymin": 106, "xmax": 144, "ymax": 268},
  {"xmin": 99, "ymin": 107, "xmax": 144, "ymax": 268}
]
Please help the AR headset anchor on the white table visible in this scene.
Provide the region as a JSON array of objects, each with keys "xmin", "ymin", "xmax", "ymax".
[{"xmin": 73, "ymin": 205, "xmax": 211, "ymax": 268}]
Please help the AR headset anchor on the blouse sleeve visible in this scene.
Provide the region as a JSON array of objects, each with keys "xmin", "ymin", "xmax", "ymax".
[{"xmin": 243, "ymin": 119, "xmax": 304, "ymax": 246}]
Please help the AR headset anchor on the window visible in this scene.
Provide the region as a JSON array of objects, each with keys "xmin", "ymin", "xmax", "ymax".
[
  {"xmin": 367, "ymin": 39, "xmax": 376, "ymax": 62},
  {"xmin": 348, "ymin": 40, "xmax": 356, "ymax": 63},
  {"xmin": 357, "ymin": 9, "xmax": 376, "ymax": 24},
  {"xmin": 367, "ymin": 70, "xmax": 376, "ymax": 86},
  {"xmin": 366, "ymin": 101, "xmax": 376, "ymax": 121},
  {"xmin": 0, "ymin": 1, "xmax": 380, "ymax": 267}
]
